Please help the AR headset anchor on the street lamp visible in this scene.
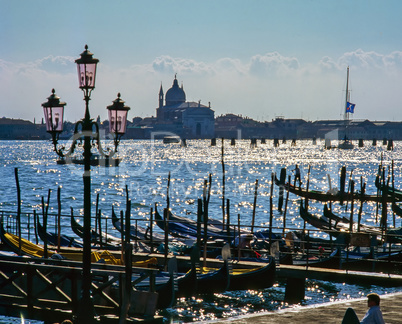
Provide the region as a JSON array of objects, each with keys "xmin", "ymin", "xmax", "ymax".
[
  {"xmin": 42, "ymin": 89, "xmax": 66, "ymax": 137},
  {"xmin": 41, "ymin": 45, "xmax": 130, "ymax": 323},
  {"xmin": 107, "ymin": 92, "xmax": 131, "ymax": 149}
]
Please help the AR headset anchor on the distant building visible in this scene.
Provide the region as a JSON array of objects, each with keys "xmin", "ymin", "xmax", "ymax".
[
  {"xmin": 155, "ymin": 75, "xmax": 215, "ymax": 138},
  {"xmin": 0, "ymin": 117, "xmax": 47, "ymax": 140}
]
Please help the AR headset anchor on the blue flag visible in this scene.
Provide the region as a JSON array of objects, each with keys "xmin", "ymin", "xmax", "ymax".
[{"xmin": 346, "ymin": 101, "xmax": 355, "ymax": 113}]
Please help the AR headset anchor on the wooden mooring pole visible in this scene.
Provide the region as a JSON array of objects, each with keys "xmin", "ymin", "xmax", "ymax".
[
  {"xmin": 221, "ymin": 138, "xmax": 226, "ymax": 227},
  {"xmin": 251, "ymin": 179, "xmax": 258, "ymax": 233},
  {"xmin": 284, "ymin": 277, "xmax": 306, "ymax": 304},
  {"xmin": 14, "ymin": 168, "xmax": 21, "ymax": 254}
]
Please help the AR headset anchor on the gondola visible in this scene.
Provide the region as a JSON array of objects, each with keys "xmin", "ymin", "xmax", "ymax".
[
  {"xmin": 1, "ymin": 218, "xmax": 48, "ymax": 258},
  {"xmin": 227, "ymin": 256, "xmax": 276, "ymax": 291},
  {"xmin": 392, "ymin": 201, "xmax": 402, "ymax": 217},
  {"xmin": 111, "ymin": 207, "xmax": 167, "ymax": 244},
  {"xmin": 154, "ymin": 206, "xmax": 229, "ymax": 240},
  {"xmin": 287, "ymin": 248, "xmax": 342, "ymax": 269},
  {"xmin": 323, "ymin": 204, "xmax": 402, "ymax": 241},
  {"xmin": 135, "ymin": 256, "xmax": 197, "ymax": 309},
  {"xmin": 375, "ymin": 175, "xmax": 402, "ymax": 201},
  {"xmin": 323, "ymin": 204, "xmax": 350, "ymax": 224},
  {"xmin": 300, "ymin": 201, "xmax": 382, "ymax": 237},
  {"xmin": 338, "ymin": 247, "xmax": 402, "ymax": 273},
  {"xmin": 36, "ymin": 214, "xmax": 83, "ymax": 248},
  {"xmin": 276, "ymin": 175, "xmax": 391, "ymax": 203},
  {"xmin": 0, "ymin": 219, "xmax": 157, "ymax": 266},
  {"xmin": 154, "ymin": 206, "xmax": 279, "ymax": 242},
  {"xmin": 323, "ymin": 204, "xmax": 380, "ymax": 233},
  {"xmin": 71, "ymin": 210, "xmax": 121, "ymax": 247},
  {"xmin": 299, "ymin": 201, "xmax": 344, "ymax": 237}
]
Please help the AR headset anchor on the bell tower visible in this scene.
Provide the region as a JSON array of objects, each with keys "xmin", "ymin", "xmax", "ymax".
[{"xmin": 159, "ymin": 84, "xmax": 164, "ymax": 109}]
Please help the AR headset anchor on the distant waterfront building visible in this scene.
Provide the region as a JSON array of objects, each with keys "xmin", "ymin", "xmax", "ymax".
[
  {"xmin": 155, "ymin": 75, "xmax": 215, "ymax": 138},
  {"xmin": 0, "ymin": 117, "xmax": 47, "ymax": 140}
]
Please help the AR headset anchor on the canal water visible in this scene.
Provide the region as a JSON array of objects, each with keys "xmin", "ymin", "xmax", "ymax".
[{"xmin": 0, "ymin": 139, "xmax": 401, "ymax": 323}]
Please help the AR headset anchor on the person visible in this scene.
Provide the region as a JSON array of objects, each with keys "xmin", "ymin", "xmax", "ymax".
[
  {"xmin": 294, "ymin": 164, "xmax": 302, "ymax": 187},
  {"xmin": 234, "ymin": 234, "xmax": 254, "ymax": 257},
  {"xmin": 342, "ymin": 293, "xmax": 385, "ymax": 324}
]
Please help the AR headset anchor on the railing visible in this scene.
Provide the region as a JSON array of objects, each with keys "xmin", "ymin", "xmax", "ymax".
[{"xmin": 0, "ymin": 253, "xmax": 159, "ymax": 323}]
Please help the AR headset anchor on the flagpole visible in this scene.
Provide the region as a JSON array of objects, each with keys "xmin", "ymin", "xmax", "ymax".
[{"xmin": 344, "ymin": 66, "xmax": 349, "ymax": 122}]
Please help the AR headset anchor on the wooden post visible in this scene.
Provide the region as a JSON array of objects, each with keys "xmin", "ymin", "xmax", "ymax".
[
  {"xmin": 203, "ymin": 194, "xmax": 208, "ymax": 268},
  {"xmin": 269, "ymin": 173, "xmax": 274, "ymax": 246},
  {"xmin": 105, "ymin": 210, "xmax": 107, "ymax": 244},
  {"xmin": 376, "ymin": 165, "xmax": 382, "ymax": 222},
  {"xmin": 121, "ymin": 242, "xmax": 133, "ymax": 320},
  {"xmin": 120, "ymin": 210, "xmax": 125, "ymax": 263},
  {"xmin": 207, "ymin": 173, "xmax": 212, "ymax": 205},
  {"xmin": 33, "ymin": 210, "xmax": 38, "ymax": 245},
  {"xmin": 57, "ymin": 186, "xmax": 61, "ymax": 252},
  {"xmin": 349, "ymin": 181, "xmax": 355, "ymax": 234},
  {"xmin": 221, "ymin": 138, "xmax": 226, "ymax": 227},
  {"xmin": 226, "ymin": 199, "xmax": 231, "ymax": 238},
  {"xmin": 278, "ymin": 168, "xmax": 286, "ymax": 212},
  {"xmin": 42, "ymin": 196, "xmax": 48, "ymax": 259},
  {"xmin": 381, "ymin": 174, "xmax": 388, "ymax": 237},
  {"xmin": 251, "ymin": 179, "xmax": 258, "ymax": 233},
  {"xmin": 150, "ymin": 207, "xmax": 154, "ymax": 253},
  {"xmin": 166, "ymin": 172, "xmax": 171, "ymax": 211},
  {"xmin": 305, "ymin": 165, "xmax": 311, "ymax": 210},
  {"xmin": 392, "ymin": 160, "xmax": 396, "ymax": 228},
  {"xmin": 340, "ymin": 166, "xmax": 346, "ymax": 205},
  {"xmin": 125, "ymin": 200, "xmax": 131, "ymax": 253},
  {"xmin": 344, "ymin": 169, "xmax": 354, "ymax": 211},
  {"xmin": 285, "ymin": 277, "xmax": 305, "ymax": 304},
  {"xmin": 14, "ymin": 168, "xmax": 21, "ymax": 253},
  {"xmin": 94, "ymin": 193, "xmax": 100, "ymax": 237},
  {"xmin": 164, "ymin": 208, "xmax": 169, "ymax": 271},
  {"xmin": 98, "ymin": 209, "xmax": 102, "ymax": 247},
  {"xmin": 283, "ymin": 175, "xmax": 291, "ymax": 235},
  {"xmin": 357, "ymin": 178, "xmax": 365, "ymax": 232},
  {"xmin": 237, "ymin": 213, "xmax": 241, "ymax": 261},
  {"xmin": 197, "ymin": 199, "xmax": 202, "ymax": 250}
]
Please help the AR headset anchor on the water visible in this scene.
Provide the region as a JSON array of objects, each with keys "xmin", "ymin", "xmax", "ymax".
[{"xmin": 0, "ymin": 139, "xmax": 401, "ymax": 323}]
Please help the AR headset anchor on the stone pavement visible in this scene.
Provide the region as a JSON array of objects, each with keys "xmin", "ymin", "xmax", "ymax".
[{"xmin": 214, "ymin": 292, "xmax": 402, "ymax": 324}]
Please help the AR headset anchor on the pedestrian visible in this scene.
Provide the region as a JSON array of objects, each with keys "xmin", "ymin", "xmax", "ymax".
[
  {"xmin": 294, "ymin": 164, "xmax": 301, "ymax": 187},
  {"xmin": 341, "ymin": 293, "xmax": 385, "ymax": 324},
  {"xmin": 234, "ymin": 233, "xmax": 254, "ymax": 257}
]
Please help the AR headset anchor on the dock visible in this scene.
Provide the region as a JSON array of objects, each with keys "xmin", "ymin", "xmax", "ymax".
[
  {"xmin": 0, "ymin": 253, "xmax": 163, "ymax": 323},
  {"xmin": 214, "ymin": 292, "xmax": 402, "ymax": 323}
]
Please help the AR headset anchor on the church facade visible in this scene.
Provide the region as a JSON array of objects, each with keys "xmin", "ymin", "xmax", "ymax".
[{"xmin": 155, "ymin": 76, "xmax": 215, "ymax": 138}]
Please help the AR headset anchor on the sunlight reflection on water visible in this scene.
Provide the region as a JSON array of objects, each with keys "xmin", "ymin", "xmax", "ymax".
[{"xmin": 0, "ymin": 139, "xmax": 401, "ymax": 322}]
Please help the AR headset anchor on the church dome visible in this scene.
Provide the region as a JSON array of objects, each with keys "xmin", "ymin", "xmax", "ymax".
[{"xmin": 165, "ymin": 76, "xmax": 186, "ymax": 106}]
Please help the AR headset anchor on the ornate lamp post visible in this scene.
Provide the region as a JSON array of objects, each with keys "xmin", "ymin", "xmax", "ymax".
[{"xmin": 42, "ymin": 45, "xmax": 130, "ymax": 323}]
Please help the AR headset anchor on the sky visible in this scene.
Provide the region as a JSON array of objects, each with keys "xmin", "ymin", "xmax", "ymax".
[{"xmin": 1, "ymin": 0, "xmax": 402, "ymax": 123}]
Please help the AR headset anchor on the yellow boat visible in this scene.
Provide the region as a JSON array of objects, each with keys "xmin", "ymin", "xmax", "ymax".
[{"xmin": 1, "ymin": 227, "xmax": 157, "ymax": 267}]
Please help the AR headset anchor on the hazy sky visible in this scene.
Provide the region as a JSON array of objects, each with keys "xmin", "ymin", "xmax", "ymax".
[{"xmin": 1, "ymin": 0, "xmax": 402, "ymax": 123}]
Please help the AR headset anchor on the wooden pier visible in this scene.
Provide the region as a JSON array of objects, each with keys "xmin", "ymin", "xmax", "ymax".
[{"xmin": 0, "ymin": 253, "xmax": 162, "ymax": 323}]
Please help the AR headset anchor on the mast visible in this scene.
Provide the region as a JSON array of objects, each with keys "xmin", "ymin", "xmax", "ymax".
[{"xmin": 344, "ymin": 66, "xmax": 349, "ymax": 121}]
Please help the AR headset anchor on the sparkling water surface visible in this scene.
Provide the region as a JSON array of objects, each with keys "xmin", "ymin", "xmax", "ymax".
[{"xmin": 0, "ymin": 139, "xmax": 401, "ymax": 323}]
